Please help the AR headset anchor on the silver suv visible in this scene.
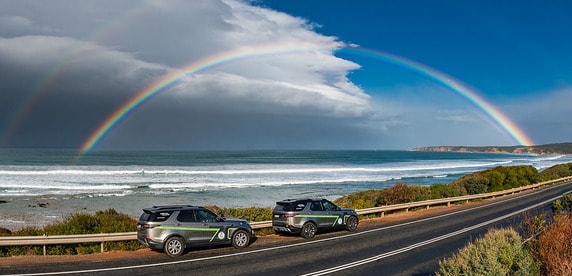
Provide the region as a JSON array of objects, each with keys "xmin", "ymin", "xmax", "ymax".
[
  {"xmin": 137, "ymin": 205, "xmax": 253, "ymax": 257},
  {"xmin": 272, "ymin": 198, "xmax": 358, "ymax": 239}
]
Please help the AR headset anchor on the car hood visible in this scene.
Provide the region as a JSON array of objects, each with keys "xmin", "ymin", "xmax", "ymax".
[
  {"xmin": 224, "ymin": 218, "xmax": 250, "ymax": 225},
  {"xmin": 341, "ymin": 208, "xmax": 357, "ymax": 213}
]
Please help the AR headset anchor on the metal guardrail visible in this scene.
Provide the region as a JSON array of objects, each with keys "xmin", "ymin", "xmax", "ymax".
[
  {"xmin": 0, "ymin": 232, "xmax": 137, "ymax": 255},
  {"xmin": 1, "ymin": 176, "xmax": 571, "ymax": 255}
]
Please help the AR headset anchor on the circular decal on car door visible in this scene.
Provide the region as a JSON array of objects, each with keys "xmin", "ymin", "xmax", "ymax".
[
  {"xmin": 218, "ymin": 231, "xmax": 225, "ymax": 240},
  {"xmin": 338, "ymin": 218, "xmax": 343, "ymax": 224}
]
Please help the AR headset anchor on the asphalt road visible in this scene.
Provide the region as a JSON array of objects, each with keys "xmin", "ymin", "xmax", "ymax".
[{"xmin": 2, "ymin": 181, "xmax": 571, "ymax": 276}]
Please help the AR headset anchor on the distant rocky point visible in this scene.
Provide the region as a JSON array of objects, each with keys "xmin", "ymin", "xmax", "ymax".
[{"xmin": 414, "ymin": 142, "xmax": 572, "ymax": 155}]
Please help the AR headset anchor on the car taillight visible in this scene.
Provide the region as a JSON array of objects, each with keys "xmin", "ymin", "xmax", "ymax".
[
  {"xmin": 284, "ymin": 213, "xmax": 298, "ymax": 217},
  {"xmin": 140, "ymin": 224, "xmax": 159, "ymax": 229}
]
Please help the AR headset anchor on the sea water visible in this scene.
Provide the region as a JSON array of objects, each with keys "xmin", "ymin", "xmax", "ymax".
[{"xmin": 0, "ymin": 149, "xmax": 570, "ymax": 230}]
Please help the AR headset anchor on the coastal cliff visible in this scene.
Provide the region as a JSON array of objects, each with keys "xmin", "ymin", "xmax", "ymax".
[{"xmin": 414, "ymin": 142, "xmax": 572, "ymax": 155}]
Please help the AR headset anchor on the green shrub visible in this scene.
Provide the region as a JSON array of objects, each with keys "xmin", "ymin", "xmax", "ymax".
[
  {"xmin": 430, "ymin": 184, "xmax": 461, "ymax": 199},
  {"xmin": 409, "ymin": 185, "xmax": 432, "ymax": 202},
  {"xmin": 437, "ymin": 228, "xmax": 539, "ymax": 275},
  {"xmin": 334, "ymin": 189, "xmax": 385, "ymax": 209},
  {"xmin": 463, "ymin": 175, "xmax": 489, "ymax": 195},
  {"xmin": 207, "ymin": 206, "xmax": 273, "ymax": 222},
  {"xmin": 384, "ymin": 182, "xmax": 414, "ymax": 205},
  {"xmin": 450, "ymin": 165, "xmax": 540, "ymax": 194},
  {"xmin": 552, "ymin": 193, "xmax": 572, "ymax": 215},
  {"xmin": 539, "ymin": 163, "xmax": 572, "ymax": 181}
]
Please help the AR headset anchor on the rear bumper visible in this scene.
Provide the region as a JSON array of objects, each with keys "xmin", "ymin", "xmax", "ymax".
[
  {"xmin": 272, "ymin": 224, "xmax": 301, "ymax": 234},
  {"xmin": 138, "ymin": 237, "xmax": 163, "ymax": 250}
]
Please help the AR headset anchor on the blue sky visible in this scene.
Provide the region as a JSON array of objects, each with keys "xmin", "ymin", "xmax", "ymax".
[
  {"xmin": 259, "ymin": 1, "xmax": 572, "ymax": 98},
  {"xmin": 0, "ymin": 0, "xmax": 570, "ymax": 150}
]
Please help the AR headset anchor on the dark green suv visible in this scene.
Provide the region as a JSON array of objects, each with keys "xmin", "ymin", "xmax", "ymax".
[
  {"xmin": 137, "ymin": 205, "xmax": 253, "ymax": 257},
  {"xmin": 272, "ymin": 198, "xmax": 359, "ymax": 239}
]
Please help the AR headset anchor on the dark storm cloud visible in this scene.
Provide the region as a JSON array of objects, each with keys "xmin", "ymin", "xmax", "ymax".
[{"xmin": 0, "ymin": 1, "xmax": 380, "ymax": 150}]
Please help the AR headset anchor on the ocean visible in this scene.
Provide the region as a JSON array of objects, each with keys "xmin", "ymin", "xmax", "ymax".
[{"xmin": 1, "ymin": 149, "xmax": 571, "ymax": 230}]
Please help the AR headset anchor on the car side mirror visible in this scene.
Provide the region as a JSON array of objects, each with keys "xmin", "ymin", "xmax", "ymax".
[{"xmin": 216, "ymin": 217, "xmax": 225, "ymax": 222}]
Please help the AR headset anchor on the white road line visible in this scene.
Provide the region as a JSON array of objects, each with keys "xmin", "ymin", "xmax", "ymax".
[
  {"xmin": 300, "ymin": 195, "xmax": 561, "ymax": 276},
  {"xmin": 4, "ymin": 186, "xmax": 566, "ymax": 276}
]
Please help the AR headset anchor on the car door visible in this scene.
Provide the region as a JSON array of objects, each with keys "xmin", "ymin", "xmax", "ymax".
[
  {"xmin": 310, "ymin": 200, "xmax": 336, "ymax": 228},
  {"xmin": 196, "ymin": 209, "xmax": 227, "ymax": 243},
  {"xmin": 321, "ymin": 199, "xmax": 344, "ymax": 227},
  {"xmin": 176, "ymin": 210, "xmax": 216, "ymax": 244}
]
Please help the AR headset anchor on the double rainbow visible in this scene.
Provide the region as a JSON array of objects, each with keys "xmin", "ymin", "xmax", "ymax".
[{"xmin": 78, "ymin": 46, "xmax": 534, "ymax": 156}]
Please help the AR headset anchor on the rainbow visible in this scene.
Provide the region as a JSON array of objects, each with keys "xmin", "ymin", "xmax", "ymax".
[
  {"xmin": 78, "ymin": 43, "xmax": 338, "ymax": 155},
  {"xmin": 78, "ymin": 46, "xmax": 534, "ymax": 157},
  {"xmin": 338, "ymin": 47, "xmax": 535, "ymax": 147}
]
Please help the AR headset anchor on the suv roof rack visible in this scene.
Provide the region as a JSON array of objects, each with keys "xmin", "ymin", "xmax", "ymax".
[{"xmin": 149, "ymin": 205, "xmax": 194, "ymax": 209}]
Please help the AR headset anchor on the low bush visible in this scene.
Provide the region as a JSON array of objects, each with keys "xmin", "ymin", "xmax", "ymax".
[
  {"xmin": 0, "ymin": 208, "xmax": 142, "ymax": 257},
  {"xmin": 334, "ymin": 189, "xmax": 385, "ymax": 209},
  {"xmin": 437, "ymin": 228, "xmax": 539, "ymax": 275},
  {"xmin": 208, "ymin": 206, "xmax": 273, "ymax": 222},
  {"xmin": 551, "ymin": 193, "xmax": 572, "ymax": 215},
  {"xmin": 536, "ymin": 214, "xmax": 572, "ymax": 275},
  {"xmin": 539, "ymin": 162, "xmax": 572, "ymax": 181}
]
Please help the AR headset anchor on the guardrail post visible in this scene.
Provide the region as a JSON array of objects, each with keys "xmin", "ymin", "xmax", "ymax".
[
  {"xmin": 101, "ymin": 242, "xmax": 104, "ymax": 253},
  {"xmin": 43, "ymin": 244, "xmax": 46, "ymax": 256}
]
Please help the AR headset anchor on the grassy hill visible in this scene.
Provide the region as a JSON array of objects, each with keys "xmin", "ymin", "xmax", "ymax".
[{"xmin": 414, "ymin": 142, "xmax": 572, "ymax": 154}]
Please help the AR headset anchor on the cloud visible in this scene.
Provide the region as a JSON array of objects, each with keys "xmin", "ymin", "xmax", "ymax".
[
  {"xmin": 508, "ymin": 87, "xmax": 572, "ymax": 144},
  {"xmin": 0, "ymin": 0, "xmax": 380, "ymax": 149}
]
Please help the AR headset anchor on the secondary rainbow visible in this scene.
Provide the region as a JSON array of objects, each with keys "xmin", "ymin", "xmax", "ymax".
[{"xmin": 79, "ymin": 46, "xmax": 534, "ymax": 157}]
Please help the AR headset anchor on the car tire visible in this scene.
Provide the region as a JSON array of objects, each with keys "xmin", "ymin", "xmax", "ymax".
[
  {"xmin": 346, "ymin": 216, "xmax": 358, "ymax": 232},
  {"xmin": 301, "ymin": 222, "xmax": 317, "ymax": 239},
  {"xmin": 164, "ymin": 236, "xmax": 185, "ymax": 257},
  {"xmin": 231, "ymin": 229, "xmax": 250, "ymax": 249}
]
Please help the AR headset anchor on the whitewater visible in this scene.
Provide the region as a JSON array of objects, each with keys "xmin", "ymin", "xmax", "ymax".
[{"xmin": 0, "ymin": 149, "xmax": 570, "ymax": 230}]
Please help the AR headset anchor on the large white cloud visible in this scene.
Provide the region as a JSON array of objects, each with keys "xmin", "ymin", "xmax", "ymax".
[{"xmin": 0, "ymin": 0, "xmax": 380, "ymax": 149}]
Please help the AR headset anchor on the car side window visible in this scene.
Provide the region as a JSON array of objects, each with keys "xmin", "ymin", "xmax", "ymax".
[
  {"xmin": 322, "ymin": 200, "xmax": 339, "ymax": 211},
  {"xmin": 197, "ymin": 210, "xmax": 218, "ymax": 222},
  {"xmin": 152, "ymin": 211, "xmax": 173, "ymax": 222},
  {"xmin": 177, "ymin": 210, "xmax": 197, "ymax": 222},
  {"xmin": 310, "ymin": 201, "xmax": 324, "ymax": 211}
]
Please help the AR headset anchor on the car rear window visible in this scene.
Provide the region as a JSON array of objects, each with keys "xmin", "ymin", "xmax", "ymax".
[
  {"xmin": 140, "ymin": 211, "xmax": 173, "ymax": 222},
  {"xmin": 274, "ymin": 201, "xmax": 306, "ymax": 212}
]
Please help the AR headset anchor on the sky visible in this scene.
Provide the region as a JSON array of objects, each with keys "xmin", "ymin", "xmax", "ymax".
[{"xmin": 0, "ymin": 0, "xmax": 571, "ymax": 151}]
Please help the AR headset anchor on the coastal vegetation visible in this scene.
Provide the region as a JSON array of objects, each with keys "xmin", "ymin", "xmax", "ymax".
[
  {"xmin": 437, "ymin": 202, "xmax": 572, "ymax": 275},
  {"xmin": 0, "ymin": 209, "xmax": 141, "ymax": 256},
  {"xmin": 333, "ymin": 163, "xmax": 572, "ymax": 210},
  {"xmin": 436, "ymin": 228, "xmax": 540, "ymax": 275},
  {"xmin": 414, "ymin": 142, "xmax": 572, "ymax": 154}
]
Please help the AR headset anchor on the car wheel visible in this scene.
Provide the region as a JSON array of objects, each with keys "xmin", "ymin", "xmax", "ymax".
[
  {"xmin": 231, "ymin": 229, "xmax": 250, "ymax": 249},
  {"xmin": 346, "ymin": 216, "xmax": 358, "ymax": 232},
  {"xmin": 164, "ymin": 236, "xmax": 185, "ymax": 257},
  {"xmin": 301, "ymin": 222, "xmax": 317, "ymax": 239}
]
